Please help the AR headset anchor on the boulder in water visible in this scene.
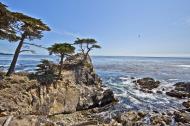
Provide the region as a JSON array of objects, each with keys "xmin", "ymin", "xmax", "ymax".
[
  {"xmin": 134, "ymin": 77, "xmax": 160, "ymax": 90},
  {"xmin": 166, "ymin": 82, "xmax": 190, "ymax": 99},
  {"xmin": 166, "ymin": 90, "xmax": 189, "ymax": 99}
]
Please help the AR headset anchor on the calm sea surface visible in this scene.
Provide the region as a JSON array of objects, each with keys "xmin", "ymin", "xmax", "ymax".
[{"xmin": 1, "ymin": 55, "xmax": 190, "ymax": 111}]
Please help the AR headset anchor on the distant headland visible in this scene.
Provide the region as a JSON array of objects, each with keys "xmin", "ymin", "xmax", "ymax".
[{"xmin": 0, "ymin": 52, "xmax": 13, "ymax": 55}]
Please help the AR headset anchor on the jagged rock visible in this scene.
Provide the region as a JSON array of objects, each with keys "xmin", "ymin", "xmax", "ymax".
[
  {"xmin": 174, "ymin": 111, "xmax": 190, "ymax": 124},
  {"xmin": 166, "ymin": 90, "xmax": 189, "ymax": 99},
  {"xmin": 0, "ymin": 115, "xmax": 57, "ymax": 126},
  {"xmin": 63, "ymin": 54, "xmax": 102, "ymax": 86},
  {"xmin": 156, "ymin": 90, "xmax": 163, "ymax": 94},
  {"xmin": 0, "ymin": 116, "xmax": 7, "ymax": 125},
  {"xmin": 77, "ymin": 88, "xmax": 116, "ymax": 110},
  {"xmin": 116, "ymin": 111, "xmax": 146, "ymax": 125},
  {"xmin": 166, "ymin": 82, "xmax": 190, "ymax": 99},
  {"xmin": 139, "ymin": 88, "xmax": 153, "ymax": 93},
  {"xmin": 174, "ymin": 82, "xmax": 190, "ymax": 92},
  {"xmin": 150, "ymin": 114, "xmax": 172, "ymax": 125},
  {"xmin": 99, "ymin": 89, "xmax": 116, "ymax": 106},
  {"xmin": 135, "ymin": 77, "xmax": 160, "ymax": 90},
  {"xmin": 103, "ymin": 119, "xmax": 122, "ymax": 126},
  {"xmin": 182, "ymin": 100, "xmax": 190, "ymax": 108}
]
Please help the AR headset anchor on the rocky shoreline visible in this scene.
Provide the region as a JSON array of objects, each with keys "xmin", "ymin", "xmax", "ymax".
[{"xmin": 0, "ymin": 54, "xmax": 190, "ymax": 126}]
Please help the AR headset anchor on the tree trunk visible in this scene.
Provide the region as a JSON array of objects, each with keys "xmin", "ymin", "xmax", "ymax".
[
  {"xmin": 6, "ymin": 33, "xmax": 26, "ymax": 76},
  {"xmin": 58, "ymin": 55, "xmax": 64, "ymax": 79},
  {"xmin": 84, "ymin": 49, "xmax": 91, "ymax": 61}
]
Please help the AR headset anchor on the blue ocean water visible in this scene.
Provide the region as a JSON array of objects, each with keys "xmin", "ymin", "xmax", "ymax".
[{"xmin": 1, "ymin": 55, "xmax": 190, "ymax": 111}]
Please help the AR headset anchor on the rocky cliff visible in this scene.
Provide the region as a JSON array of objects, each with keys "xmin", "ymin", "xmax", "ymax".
[{"xmin": 0, "ymin": 54, "xmax": 116, "ymax": 126}]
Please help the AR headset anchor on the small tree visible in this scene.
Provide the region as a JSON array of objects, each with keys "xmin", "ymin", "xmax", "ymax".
[
  {"xmin": 48, "ymin": 43, "xmax": 75, "ymax": 79},
  {"xmin": 36, "ymin": 59, "xmax": 58, "ymax": 85},
  {"xmin": 74, "ymin": 38, "xmax": 101, "ymax": 59}
]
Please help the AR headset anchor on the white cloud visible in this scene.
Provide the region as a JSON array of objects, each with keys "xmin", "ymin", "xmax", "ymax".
[
  {"xmin": 52, "ymin": 30, "xmax": 89, "ymax": 38},
  {"xmin": 171, "ymin": 17, "xmax": 190, "ymax": 27},
  {"xmin": 185, "ymin": 17, "xmax": 190, "ymax": 26}
]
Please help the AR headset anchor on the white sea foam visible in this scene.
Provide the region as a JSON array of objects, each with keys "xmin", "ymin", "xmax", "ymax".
[
  {"xmin": 168, "ymin": 79, "xmax": 178, "ymax": 81},
  {"xmin": 176, "ymin": 65, "xmax": 190, "ymax": 68}
]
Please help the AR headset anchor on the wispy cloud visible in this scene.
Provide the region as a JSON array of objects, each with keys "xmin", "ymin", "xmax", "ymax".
[
  {"xmin": 185, "ymin": 17, "xmax": 190, "ymax": 26},
  {"xmin": 52, "ymin": 30, "xmax": 89, "ymax": 38},
  {"xmin": 172, "ymin": 17, "xmax": 190, "ymax": 27}
]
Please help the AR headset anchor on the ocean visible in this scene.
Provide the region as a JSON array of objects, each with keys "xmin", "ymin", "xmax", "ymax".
[{"xmin": 1, "ymin": 55, "xmax": 190, "ymax": 112}]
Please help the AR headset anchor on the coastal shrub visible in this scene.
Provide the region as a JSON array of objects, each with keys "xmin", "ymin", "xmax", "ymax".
[
  {"xmin": 84, "ymin": 62, "xmax": 92, "ymax": 68},
  {"xmin": 35, "ymin": 59, "xmax": 58, "ymax": 85}
]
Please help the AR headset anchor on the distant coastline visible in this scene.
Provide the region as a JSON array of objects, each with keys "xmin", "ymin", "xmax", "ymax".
[
  {"xmin": 0, "ymin": 53, "xmax": 189, "ymax": 59},
  {"xmin": 0, "ymin": 53, "xmax": 13, "ymax": 55}
]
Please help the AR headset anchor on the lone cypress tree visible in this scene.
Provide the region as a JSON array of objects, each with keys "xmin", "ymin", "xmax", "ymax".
[
  {"xmin": 48, "ymin": 43, "xmax": 75, "ymax": 79},
  {"xmin": 74, "ymin": 38, "xmax": 101, "ymax": 59}
]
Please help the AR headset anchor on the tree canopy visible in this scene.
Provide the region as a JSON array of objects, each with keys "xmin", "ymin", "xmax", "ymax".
[
  {"xmin": 0, "ymin": 2, "xmax": 50, "ymax": 42},
  {"xmin": 48, "ymin": 43, "xmax": 75, "ymax": 56},
  {"xmin": 0, "ymin": 2, "xmax": 19, "ymax": 41},
  {"xmin": 74, "ymin": 38, "xmax": 97, "ymax": 45},
  {"xmin": 48, "ymin": 43, "xmax": 75, "ymax": 79},
  {"xmin": 74, "ymin": 38, "xmax": 101, "ymax": 57},
  {"xmin": 12, "ymin": 12, "xmax": 50, "ymax": 40}
]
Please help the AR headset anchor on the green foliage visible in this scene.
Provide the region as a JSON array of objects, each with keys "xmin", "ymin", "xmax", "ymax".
[
  {"xmin": 0, "ymin": 2, "xmax": 20, "ymax": 41},
  {"xmin": 0, "ymin": 2, "xmax": 50, "ymax": 42},
  {"xmin": 12, "ymin": 12, "xmax": 50, "ymax": 40},
  {"xmin": 74, "ymin": 38, "xmax": 97, "ymax": 45},
  {"xmin": 74, "ymin": 38, "xmax": 101, "ymax": 56},
  {"xmin": 48, "ymin": 43, "xmax": 75, "ymax": 56},
  {"xmin": 36, "ymin": 59, "xmax": 58, "ymax": 85},
  {"xmin": 91, "ymin": 44, "xmax": 101, "ymax": 49},
  {"xmin": 48, "ymin": 43, "xmax": 75, "ymax": 79}
]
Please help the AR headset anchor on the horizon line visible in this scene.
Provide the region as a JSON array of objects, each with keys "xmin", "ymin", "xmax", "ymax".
[{"xmin": 1, "ymin": 54, "xmax": 189, "ymax": 58}]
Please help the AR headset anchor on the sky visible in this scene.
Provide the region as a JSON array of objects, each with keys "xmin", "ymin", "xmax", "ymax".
[{"xmin": 0, "ymin": 0, "xmax": 190, "ymax": 57}]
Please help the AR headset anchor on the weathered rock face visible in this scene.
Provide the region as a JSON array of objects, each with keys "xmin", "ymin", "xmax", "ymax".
[
  {"xmin": 183, "ymin": 100, "xmax": 190, "ymax": 108},
  {"xmin": 174, "ymin": 111, "xmax": 190, "ymax": 124},
  {"xmin": 115, "ymin": 111, "xmax": 146, "ymax": 126},
  {"xmin": 134, "ymin": 77, "xmax": 160, "ymax": 93},
  {"xmin": 166, "ymin": 82, "xmax": 190, "ymax": 99},
  {"xmin": 150, "ymin": 114, "xmax": 172, "ymax": 125},
  {"xmin": 113, "ymin": 111, "xmax": 174, "ymax": 126},
  {"xmin": 0, "ymin": 54, "xmax": 116, "ymax": 125}
]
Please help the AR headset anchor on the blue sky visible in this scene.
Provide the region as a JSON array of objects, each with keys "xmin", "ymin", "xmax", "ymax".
[{"xmin": 1, "ymin": 0, "xmax": 190, "ymax": 56}]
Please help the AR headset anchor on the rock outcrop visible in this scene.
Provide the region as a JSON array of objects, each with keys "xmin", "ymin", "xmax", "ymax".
[
  {"xmin": 174, "ymin": 111, "xmax": 190, "ymax": 124},
  {"xmin": 115, "ymin": 111, "xmax": 146, "ymax": 126},
  {"xmin": 134, "ymin": 77, "xmax": 160, "ymax": 93},
  {"xmin": 166, "ymin": 82, "xmax": 190, "ymax": 99},
  {"xmin": 0, "ymin": 54, "xmax": 117, "ymax": 125},
  {"xmin": 183, "ymin": 100, "xmax": 190, "ymax": 108}
]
